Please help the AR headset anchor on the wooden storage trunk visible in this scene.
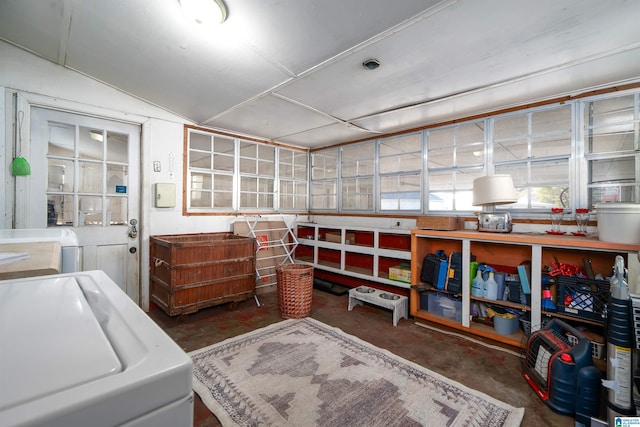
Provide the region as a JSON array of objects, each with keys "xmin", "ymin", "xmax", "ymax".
[{"xmin": 150, "ymin": 232, "xmax": 256, "ymax": 316}]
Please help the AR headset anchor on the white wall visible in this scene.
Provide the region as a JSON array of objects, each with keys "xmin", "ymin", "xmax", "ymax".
[{"xmin": 0, "ymin": 41, "xmax": 241, "ymax": 308}]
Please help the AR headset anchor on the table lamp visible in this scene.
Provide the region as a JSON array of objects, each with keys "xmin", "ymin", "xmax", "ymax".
[{"xmin": 472, "ymin": 174, "xmax": 517, "ymax": 232}]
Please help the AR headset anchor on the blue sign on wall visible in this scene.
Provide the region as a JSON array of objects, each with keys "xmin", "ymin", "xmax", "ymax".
[{"xmin": 115, "ymin": 185, "xmax": 127, "ymax": 193}]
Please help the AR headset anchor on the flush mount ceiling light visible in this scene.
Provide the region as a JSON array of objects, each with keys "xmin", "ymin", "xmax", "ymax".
[
  {"xmin": 179, "ymin": 0, "xmax": 228, "ymax": 25},
  {"xmin": 362, "ymin": 59, "xmax": 380, "ymax": 70},
  {"xmin": 89, "ymin": 130, "xmax": 104, "ymax": 142}
]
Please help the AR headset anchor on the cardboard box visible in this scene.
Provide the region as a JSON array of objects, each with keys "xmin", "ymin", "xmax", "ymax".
[
  {"xmin": 416, "ymin": 216, "xmax": 463, "ymax": 230},
  {"xmin": 325, "ymin": 231, "xmax": 356, "ymax": 244},
  {"xmin": 389, "ymin": 264, "xmax": 411, "ymax": 283}
]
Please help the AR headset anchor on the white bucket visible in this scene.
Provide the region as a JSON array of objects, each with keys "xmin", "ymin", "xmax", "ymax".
[{"xmin": 596, "ymin": 203, "xmax": 640, "ymax": 244}]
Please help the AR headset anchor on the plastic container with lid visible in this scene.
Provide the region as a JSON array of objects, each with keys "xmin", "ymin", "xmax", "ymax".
[{"xmin": 596, "ymin": 203, "xmax": 640, "ymax": 244}]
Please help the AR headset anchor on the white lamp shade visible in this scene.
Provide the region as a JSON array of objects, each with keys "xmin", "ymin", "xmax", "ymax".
[{"xmin": 472, "ymin": 175, "xmax": 517, "ymax": 206}]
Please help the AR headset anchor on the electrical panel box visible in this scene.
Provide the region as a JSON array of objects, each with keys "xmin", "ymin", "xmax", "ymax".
[{"xmin": 154, "ymin": 183, "xmax": 176, "ymax": 208}]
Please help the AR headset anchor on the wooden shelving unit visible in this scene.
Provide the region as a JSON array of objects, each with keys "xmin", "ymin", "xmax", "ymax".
[
  {"xmin": 294, "ymin": 223, "xmax": 412, "ymax": 289},
  {"xmin": 410, "ymin": 229, "xmax": 640, "ymax": 348}
]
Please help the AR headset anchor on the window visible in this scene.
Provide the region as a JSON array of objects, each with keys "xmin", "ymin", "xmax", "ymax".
[
  {"xmin": 379, "ymin": 133, "xmax": 422, "ymax": 211},
  {"xmin": 239, "ymin": 141, "xmax": 275, "ymax": 210},
  {"xmin": 493, "ymin": 105, "xmax": 572, "ymax": 210},
  {"xmin": 47, "ymin": 123, "xmax": 129, "ymax": 226},
  {"xmin": 582, "ymin": 93, "xmax": 640, "ymax": 207},
  {"xmin": 310, "ymin": 149, "xmax": 338, "ymax": 210},
  {"xmin": 341, "ymin": 143, "xmax": 374, "ymax": 210},
  {"xmin": 188, "ymin": 131, "xmax": 234, "ymax": 209},
  {"xmin": 427, "ymin": 122, "xmax": 485, "ymax": 211},
  {"xmin": 279, "ymin": 148, "xmax": 308, "ymax": 211},
  {"xmin": 185, "ymin": 127, "xmax": 306, "ymax": 213}
]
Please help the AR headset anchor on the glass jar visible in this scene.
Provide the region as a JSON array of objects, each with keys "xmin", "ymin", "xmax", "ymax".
[
  {"xmin": 550, "ymin": 208, "xmax": 564, "ymax": 232},
  {"xmin": 575, "ymin": 208, "xmax": 589, "ymax": 234}
]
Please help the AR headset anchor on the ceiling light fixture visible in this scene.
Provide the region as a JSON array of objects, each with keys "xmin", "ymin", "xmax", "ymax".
[
  {"xmin": 89, "ymin": 130, "xmax": 104, "ymax": 142},
  {"xmin": 362, "ymin": 59, "xmax": 380, "ymax": 70},
  {"xmin": 179, "ymin": 0, "xmax": 228, "ymax": 25}
]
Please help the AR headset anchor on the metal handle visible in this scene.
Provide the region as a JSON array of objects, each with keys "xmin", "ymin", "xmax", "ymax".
[{"xmin": 129, "ymin": 218, "xmax": 138, "ymax": 239}]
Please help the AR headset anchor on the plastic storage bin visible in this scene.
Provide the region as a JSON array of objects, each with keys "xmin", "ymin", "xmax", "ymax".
[{"xmin": 427, "ymin": 292, "xmax": 462, "ymax": 321}]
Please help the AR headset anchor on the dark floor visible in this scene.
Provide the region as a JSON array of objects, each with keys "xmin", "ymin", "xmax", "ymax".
[{"xmin": 148, "ymin": 288, "xmax": 576, "ymax": 427}]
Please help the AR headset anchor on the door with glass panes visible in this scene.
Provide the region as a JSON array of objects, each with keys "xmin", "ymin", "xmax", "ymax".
[{"xmin": 28, "ymin": 107, "xmax": 141, "ymax": 302}]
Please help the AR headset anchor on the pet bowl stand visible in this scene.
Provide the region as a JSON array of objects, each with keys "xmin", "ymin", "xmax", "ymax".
[{"xmin": 348, "ymin": 286, "xmax": 408, "ymax": 326}]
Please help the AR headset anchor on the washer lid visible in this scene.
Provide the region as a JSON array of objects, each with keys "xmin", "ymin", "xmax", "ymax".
[{"xmin": 0, "ymin": 277, "xmax": 122, "ymax": 410}]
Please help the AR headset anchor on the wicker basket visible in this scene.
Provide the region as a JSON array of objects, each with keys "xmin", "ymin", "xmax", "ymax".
[{"xmin": 276, "ymin": 264, "xmax": 314, "ymax": 319}]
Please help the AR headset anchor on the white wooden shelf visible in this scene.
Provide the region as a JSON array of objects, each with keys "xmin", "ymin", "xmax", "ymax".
[{"xmin": 295, "ymin": 223, "xmax": 411, "ymax": 288}]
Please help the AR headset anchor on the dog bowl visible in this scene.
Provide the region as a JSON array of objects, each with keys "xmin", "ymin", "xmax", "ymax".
[
  {"xmin": 379, "ymin": 293, "xmax": 400, "ymax": 300},
  {"xmin": 356, "ymin": 287, "xmax": 375, "ymax": 293}
]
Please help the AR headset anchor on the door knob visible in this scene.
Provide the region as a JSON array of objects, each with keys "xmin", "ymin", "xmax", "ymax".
[{"xmin": 129, "ymin": 218, "xmax": 138, "ymax": 239}]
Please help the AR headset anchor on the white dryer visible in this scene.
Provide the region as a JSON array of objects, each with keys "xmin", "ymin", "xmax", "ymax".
[{"xmin": 0, "ymin": 270, "xmax": 193, "ymax": 427}]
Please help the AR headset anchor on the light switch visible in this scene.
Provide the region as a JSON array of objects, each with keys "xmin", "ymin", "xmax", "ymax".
[
  {"xmin": 153, "ymin": 161, "xmax": 161, "ymax": 172},
  {"xmin": 154, "ymin": 183, "xmax": 176, "ymax": 208}
]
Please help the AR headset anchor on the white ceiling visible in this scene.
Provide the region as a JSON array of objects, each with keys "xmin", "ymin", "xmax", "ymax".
[{"xmin": 1, "ymin": 0, "xmax": 639, "ymax": 149}]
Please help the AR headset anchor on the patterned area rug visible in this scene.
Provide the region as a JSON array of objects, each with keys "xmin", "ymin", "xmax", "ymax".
[{"xmin": 190, "ymin": 318, "xmax": 524, "ymax": 426}]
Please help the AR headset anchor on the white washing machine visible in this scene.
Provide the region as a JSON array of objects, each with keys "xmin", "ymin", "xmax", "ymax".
[
  {"xmin": 0, "ymin": 270, "xmax": 193, "ymax": 427},
  {"xmin": 0, "ymin": 229, "xmax": 79, "ymax": 273}
]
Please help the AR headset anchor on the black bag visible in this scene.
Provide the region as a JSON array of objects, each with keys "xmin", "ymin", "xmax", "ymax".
[
  {"xmin": 446, "ymin": 252, "xmax": 475, "ymax": 294},
  {"xmin": 420, "ymin": 249, "xmax": 447, "ymax": 286}
]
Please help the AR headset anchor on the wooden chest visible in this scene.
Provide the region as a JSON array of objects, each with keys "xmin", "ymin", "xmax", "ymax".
[{"xmin": 150, "ymin": 232, "xmax": 256, "ymax": 316}]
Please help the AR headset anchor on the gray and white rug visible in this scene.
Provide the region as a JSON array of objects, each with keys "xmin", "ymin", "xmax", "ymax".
[{"xmin": 190, "ymin": 317, "xmax": 524, "ymax": 426}]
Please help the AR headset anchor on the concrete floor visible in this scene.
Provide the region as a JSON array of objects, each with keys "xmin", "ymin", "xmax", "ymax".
[{"xmin": 149, "ymin": 287, "xmax": 578, "ymax": 427}]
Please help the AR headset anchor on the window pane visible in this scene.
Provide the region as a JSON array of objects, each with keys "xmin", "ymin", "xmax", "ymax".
[
  {"xmin": 586, "ymin": 126, "xmax": 635, "ymax": 154},
  {"xmin": 213, "ymin": 191, "xmax": 231, "ymax": 208},
  {"xmin": 214, "ymin": 174, "xmax": 233, "ymax": 192},
  {"xmin": 213, "ymin": 154, "xmax": 233, "ymax": 171},
  {"xmin": 495, "ymin": 138, "xmax": 527, "ymax": 162},
  {"xmin": 457, "ymin": 143, "xmax": 484, "ymax": 167},
  {"xmin": 456, "ymin": 122, "xmax": 485, "ymax": 145},
  {"xmin": 191, "ymin": 190, "xmax": 212, "ymax": 207},
  {"xmin": 241, "ymin": 177, "xmax": 257, "ymax": 192},
  {"xmin": 428, "ymin": 128, "xmax": 453, "ymax": 150},
  {"xmin": 106, "ymin": 164, "xmax": 127, "ymax": 195},
  {"xmin": 531, "ymin": 135, "xmax": 571, "ymax": 157},
  {"xmin": 79, "ymin": 196, "xmax": 102, "ymax": 226},
  {"xmin": 258, "ymin": 160, "xmax": 274, "ymax": 176},
  {"xmin": 191, "ymin": 172, "xmax": 212, "ymax": 189},
  {"xmin": 190, "ymin": 132, "xmax": 212, "ymax": 151},
  {"xmin": 380, "ymin": 173, "xmax": 421, "ymax": 211},
  {"xmin": 48, "ymin": 122, "xmax": 75, "ymax": 156},
  {"xmin": 428, "ymin": 148, "xmax": 453, "ymax": 169},
  {"xmin": 494, "ymin": 115, "xmax": 528, "ymax": 139},
  {"xmin": 240, "ymin": 157, "xmax": 256, "ymax": 174},
  {"xmin": 240, "ymin": 142, "xmax": 256, "ymax": 157},
  {"xmin": 78, "ymin": 161, "xmax": 103, "ymax": 193},
  {"xmin": 258, "ymin": 145, "xmax": 275, "ymax": 162},
  {"xmin": 47, "ymin": 194, "xmax": 73, "ymax": 226},
  {"xmin": 586, "ymin": 95, "xmax": 634, "ymax": 127},
  {"xmin": 311, "ymin": 150, "xmax": 338, "ymax": 179},
  {"xmin": 590, "ymin": 186, "xmax": 636, "ymax": 205},
  {"xmin": 532, "ymin": 106, "xmax": 571, "ymax": 134},
  {"xmin": 107, "ymin": 196, "xmax": 127, "ymax": 225},
  {"xmin": 214, "ymin": 136, "xmax": 234, "ymax": 154},
  {"xmin": 48, "ymin": 159, "xmax": 74, "ymax": 192},
  {"xmin": 590, "ymin": 157, "xmax": 635, "ymax": 184},
  {"xmin": 79, "ymin": 126, "xmax": 104, "ymax": 160},
  {"xmin": 429, "ymin": 171, "xmax": 454, "ymax": 192},
  {"xmin": 106, "ymin": 132, "xmax": 128, "ymax": 163},
  {"xmin": 190, "ymin": 150, "xmax": 211, "ymax": 168}
]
